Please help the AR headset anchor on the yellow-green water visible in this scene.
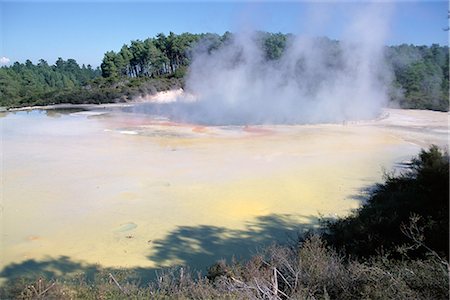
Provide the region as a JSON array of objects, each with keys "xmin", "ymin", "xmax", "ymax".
[{"xmin": 1, "ymin": 108, "xmax": 447, "ymax": 279}]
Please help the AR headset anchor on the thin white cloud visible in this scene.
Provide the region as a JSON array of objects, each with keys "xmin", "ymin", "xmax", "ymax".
[{"xmin": 0, "ymin": 56, "xmax": 10, "ymax": 65}]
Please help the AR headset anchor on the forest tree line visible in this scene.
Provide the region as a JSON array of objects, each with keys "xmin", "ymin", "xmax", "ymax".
[
  {"xmin": 0, "ymin": 31, "xmax": 448, "ymax": 111},
  {"xmin": 0, "ymin": 58, "xmax": 101, "ymax": 107}
]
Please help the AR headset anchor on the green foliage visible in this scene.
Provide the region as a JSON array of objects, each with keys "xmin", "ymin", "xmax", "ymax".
[
  {"xmin": 387, "ymin": 44, "xmax": 449, "ymax": 111},
  {"xmin": 100, "ymin": 51, "xmax": 119, "ymax": 79},
  {"xmin": 0, "ymin": 58, "xmax": 101, "ymax": 107},
  {"xmin": 322, "ymin": 146, "xmax": 449, "ymax": 260},
  {"xmin": 261, "ymin": 32, "xmax": 288, "ymax": 60},
  {"xmin": 101, "ymin": 32, "xmax": 200, "ymax": 79},
  {"xmin": 0, "ymin": 61, "xmax": 182, "ymax": 108}
]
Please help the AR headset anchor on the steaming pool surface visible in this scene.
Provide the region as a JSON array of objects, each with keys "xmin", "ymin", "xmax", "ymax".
[{"xmin": 1, "ymin": 107, "xmax": 448, "ymax": 281}]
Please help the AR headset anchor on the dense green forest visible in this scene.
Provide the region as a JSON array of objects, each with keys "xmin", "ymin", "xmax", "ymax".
[
  {"xmin": 0, "ymin": 59, "xmax": 101, "ymax": 107},
  {"xmin": 0, "ymin": 32, "xmax": 448, "ymax": 111},
  {"xmin": 386, "ymin": 44, "xmax": 449, "ymax": 110}
]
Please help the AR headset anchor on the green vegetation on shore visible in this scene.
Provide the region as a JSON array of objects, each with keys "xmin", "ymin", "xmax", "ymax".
[
  {"xmin": 1, "ymin": 32, "xmax": 448, "ymax": 111},
  {"xmin": 0, "ymin": 58, "xmax": 182, "ymax": 108},
  {"xmin": 1, "ymin": 146, "xmax": 448, "ymax": 299},
  {"xmin": 0, "ymin": 58, "xmax": 100, "ymax": 107},
  {"xmin": 322, "ymin": 145, "xmax": 449, "ymax": 260}
]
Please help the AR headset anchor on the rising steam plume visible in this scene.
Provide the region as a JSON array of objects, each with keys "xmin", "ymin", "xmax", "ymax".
[{"xmin": 135, "ymin": 4, "xmax": 393, "ymax": 125}]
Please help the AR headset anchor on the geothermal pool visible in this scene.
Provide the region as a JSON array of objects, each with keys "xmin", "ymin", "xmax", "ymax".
[{"xmin": 1, "ymin": 106, "xmax": 448, "ymax": 280}]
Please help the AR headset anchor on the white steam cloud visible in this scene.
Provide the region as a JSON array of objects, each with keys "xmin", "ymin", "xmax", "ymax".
[
  {"xmin": 138, "ymin": 4, "xmax": 393, "ymax": 125},
  {"xmin": 0, "ymin": 56, "xmax": 10, "ymax": 65}
]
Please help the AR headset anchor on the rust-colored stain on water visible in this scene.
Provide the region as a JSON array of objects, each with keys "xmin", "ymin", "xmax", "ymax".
[
  {"xmin": 192, "ymin": 126, "xmax": 208, "ymax": 133},
  {"xmin": 243, "ymin": 125, "xmax": 274, "ymax": 135}
]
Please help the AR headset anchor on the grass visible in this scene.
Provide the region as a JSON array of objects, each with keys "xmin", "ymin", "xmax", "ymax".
[{"xmin": 2, "ymin": 236, "xmax": 448, "ymax": 299}]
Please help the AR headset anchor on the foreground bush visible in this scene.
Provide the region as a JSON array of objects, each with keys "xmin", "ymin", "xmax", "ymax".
[
  {"xmin": 211, "ymin": 236, "xmax": 448, "ymax": 299},
  {"xmin": 322, "ymin": 145, "xmax": 449, "ymax": 260},
  {"xmin": 2, "ymin": 236, "xmax": 448, "ymax": 299}
]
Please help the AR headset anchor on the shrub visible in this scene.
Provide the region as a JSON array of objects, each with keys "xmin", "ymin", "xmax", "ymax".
[{"xmin": 322, "ymin": 146, "xmax": 449, "ymax": 260}]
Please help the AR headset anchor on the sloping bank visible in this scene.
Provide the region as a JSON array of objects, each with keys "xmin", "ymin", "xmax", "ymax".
[{"xmin": 2, "ymin": 77, "xmax": 183, "ymax": 109}]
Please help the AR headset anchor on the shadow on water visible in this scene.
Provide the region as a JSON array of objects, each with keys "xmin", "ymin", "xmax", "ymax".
[
  {"xmin": 347, "ymin": 184, "xmax": 380, "ymax": 203},
  {"xmin": 45, "ymin": 107, "xmax": 88, "ymax": 117},
  {"xmin": 0, "ymin": 256, "xmax": 101, "ymax": 283},
  {"xmin": 0, "ymin": 214, "xmax": 318, "ymax": 285},
  {"xmin": 148, "ymin": 214, "xmax": 318, "ymax": 271}
]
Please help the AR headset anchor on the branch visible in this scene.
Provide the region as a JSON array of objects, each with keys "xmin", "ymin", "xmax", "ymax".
[{"xmin": 108, "ymin": 273, "xmax": 128, "ymax": 295}]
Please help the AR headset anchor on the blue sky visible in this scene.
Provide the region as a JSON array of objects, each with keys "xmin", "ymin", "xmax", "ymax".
[{"xmin": 1, "ymin": 1, "xmax": 448, "ymax": 66}]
